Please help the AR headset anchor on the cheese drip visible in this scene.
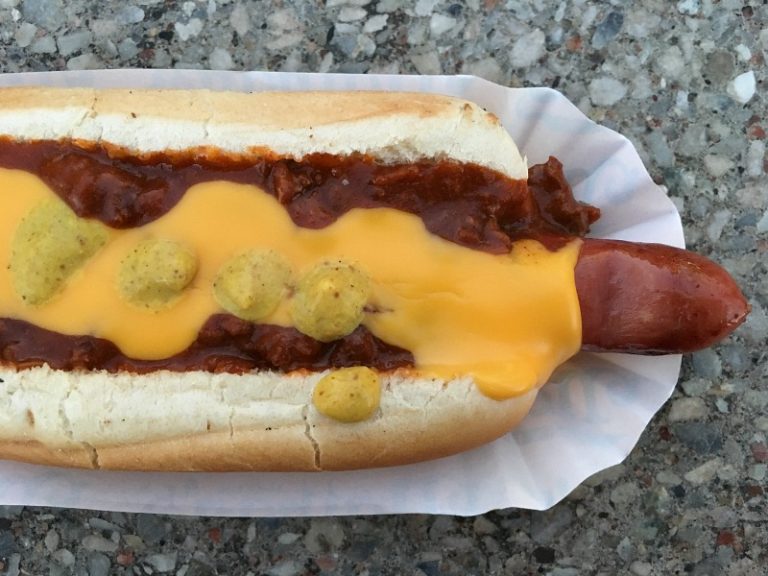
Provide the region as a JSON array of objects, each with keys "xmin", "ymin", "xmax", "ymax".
[{"xmin": 0, "ymin": 168, "xmax": 582, "ymax": 399}]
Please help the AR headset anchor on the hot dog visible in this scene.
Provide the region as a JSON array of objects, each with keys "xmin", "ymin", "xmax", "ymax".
[{"xmin": 0, "ymin": 88, "xmax": 749, "ymax": 471}]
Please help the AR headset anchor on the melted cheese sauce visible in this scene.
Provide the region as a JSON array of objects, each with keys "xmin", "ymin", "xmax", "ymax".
[{"xmin": 0, "ymin": 167, "xmax": 582, "ymax": 399}]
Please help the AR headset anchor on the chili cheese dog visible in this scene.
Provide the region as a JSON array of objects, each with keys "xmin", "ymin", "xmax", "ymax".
[{"xmin": 0, "ymin": 88, "xmax": 749, "ymax": 471}]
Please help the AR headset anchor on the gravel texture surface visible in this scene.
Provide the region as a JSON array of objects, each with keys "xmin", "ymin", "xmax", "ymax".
[{"xmin": 0, "ymin": 0, "xmax": 766, "ymax": 574}]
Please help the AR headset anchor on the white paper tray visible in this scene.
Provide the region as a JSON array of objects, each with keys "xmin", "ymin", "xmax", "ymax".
[{"xmin": 0, "ymin": 71, "xmax": 683, "ymax": 515}]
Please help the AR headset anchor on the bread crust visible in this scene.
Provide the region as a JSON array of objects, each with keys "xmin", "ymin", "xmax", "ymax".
[
  {"xmin": 0, "ymin": 366, "xmax": 537, "ymax": 471},
  {"xmin": 0, "ymin": 87, "xmax": 536, "ymax": 471}
]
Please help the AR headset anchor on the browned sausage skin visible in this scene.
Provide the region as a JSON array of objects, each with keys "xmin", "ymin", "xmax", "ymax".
[{"xmin": 576, "ymin": 239, "xmax": 750, "ymax": 354}]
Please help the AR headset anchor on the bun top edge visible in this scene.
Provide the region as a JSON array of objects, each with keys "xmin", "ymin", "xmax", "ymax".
[{"xmin": 0, "ymin": 87, "xmax": 528, "ymax": 179}]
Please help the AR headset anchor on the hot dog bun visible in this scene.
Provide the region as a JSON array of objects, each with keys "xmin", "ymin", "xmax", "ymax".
[
  {"xmin": 0, "ymin": 365, "xmax": 536, "ymax": 470},
  {"xmin": 0, "ymin": 87, "xmax": 540, "ymax": 471},
  {"xmin": 0, "ymin": 87, "xmax": 527, "ymax": 179}
]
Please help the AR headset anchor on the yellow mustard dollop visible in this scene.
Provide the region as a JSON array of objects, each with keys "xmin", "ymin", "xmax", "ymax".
[
  {"xmin": 313, "ymin": 367, "xmax": 382, "ymax": 422},
  {"xmin": 118, "ymin": 238, "xmax": 198, "ymax": 310},
  {"xmin": 10, "ymin": 198, "xmax": 108, "ymax": 305},
  {"xmin": 213, "ymin": 249, "xmax": 292, "ymax": 322},
  {"xmin": 291, "ymin": 261, "xmax": 371, "ymax": 342}
]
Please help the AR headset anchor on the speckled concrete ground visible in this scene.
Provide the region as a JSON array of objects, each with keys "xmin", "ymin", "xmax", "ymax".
[{"xmin": 0, "ymin": 1, "xmax": 766, "ymax": 575}]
